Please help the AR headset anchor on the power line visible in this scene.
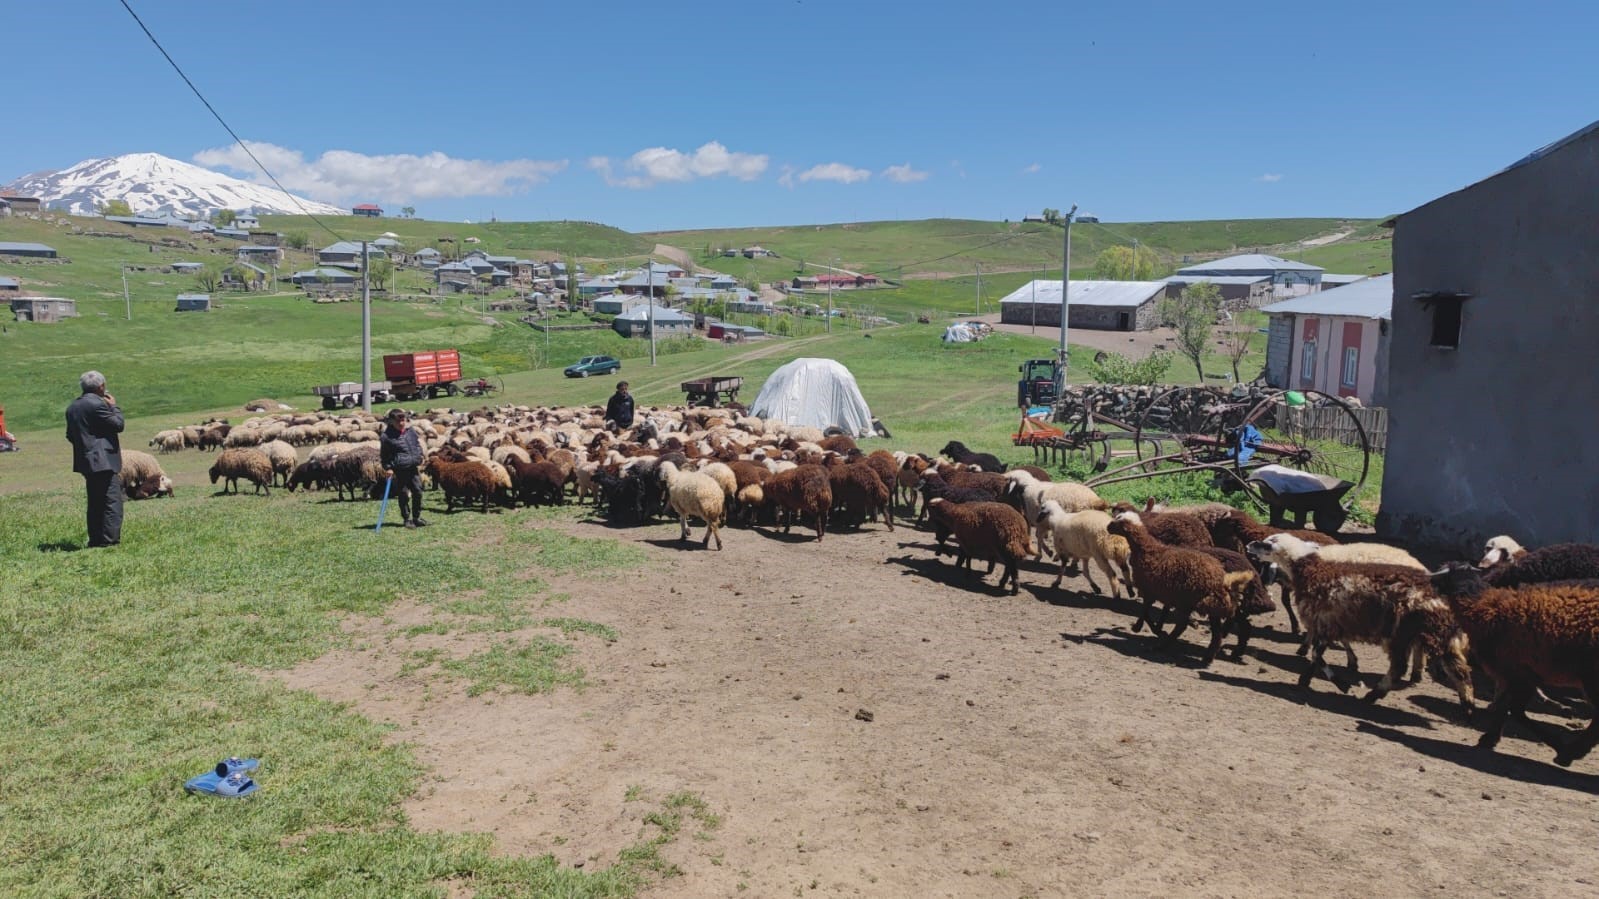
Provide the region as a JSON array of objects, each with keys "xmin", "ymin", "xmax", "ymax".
[{"xmin": 116, "ymin": 0, "xmax": 346, "ymax": 242}]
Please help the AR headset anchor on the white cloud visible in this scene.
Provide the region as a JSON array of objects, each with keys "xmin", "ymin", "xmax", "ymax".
[
  {"xmin": 193, "ymin": 141, "xmax": 567, "ymax": 203},
  {"xmin": 1258, "ymin": 173, "xmax": 1284, "ymax": 183},
  {"xmin": 881, "ymin": 163, "xmax": 929, "ymax": 183},
  {"xmin": 796, "ymin": 162, "xmax": 872, "ymax": 185},
  {"xmin": 777, "ymin": 165, "xmax": 797, "ymax": 189},
  {"xmin": 1021, "ymin": 162, "xmax": 1042, "ymax": 175},
  {"xmin": 589, "ymin": 141, "xmax": 768, "ymax": 189}
]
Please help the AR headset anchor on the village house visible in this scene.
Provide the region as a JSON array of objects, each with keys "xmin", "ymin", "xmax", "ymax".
[
  {"xmin": 592, "ymin": 294, "xmax": 643, "ymax": 315},
  {"xmin": 612, "ymin": 304, "xmax": 694, "ymax": 338},
  {"xmin": 998, "ymin": 279, "xmax": 1166, "ymax": 331},
  {"xmin": 1171, "ymin": 254, "xmax": 1324, "ymax": 298},
  {"xmin": 247, "ymin": 230, "xmax": 282, "ymax": 247},
  {"xmin": 742, "ymin": 246, "xmax": 776, "ymax": 258},
  {"xmin": 1162, "ymin": 274, "xmax": 1274, "ymax": 305},
  {"xmin": 0, "ymin": 241, "xmax": 58, "ymax": 259},
  {"xmin": 0, "ymin": 276, "xmax": 20, "ymax": 293},
  {"xmin": 175, "ymin": 293, "xmax": 211, "ymax": 312},
  {"xmin": 317, "ymin": 241, "xmax": 385, "ymax": 269},
  {"xmin": 351, "ymin": 204, "xmax": 383, "ymax": 217},
  {"xmin": 10, "ymin": 297, "xmax": 77, "ymax": 322},
  {"xmin": 0, "ymin": 198, "xmax": 10, "ymax": 216},
  {"xmin": 290, "ymin": 268, "xmax": 357, "ymax": 286},
  {"xmin": 1261, "ymin": 274, "xmax": 1391, "ymax": 404},
  {"xmin": 237, "ymin": 245, "xmax": 284, "ymax": 266},
  {"xmin": 413, "ymin": 247, "xmax": 442, "ymax": 268},
  {"xmin": 1378, "ymin": 119, "xmax": 1599, "ymax": 552},
  {"xmin": 233, "ymin": 213, "xmax": 260, "ymax": 230},
  {"xmin": 223, "ymin": 262, "xmax": 268, "ymax": 290},
  {"xmin": 371, "ymin": 237, "xmax": 402, "ymax": 253},
  {"xmin": 0, "ymin": 193, "xmax": 43, "ymax": 215},
  {"xmin": 616, "ymin": 272, "xmax": 668, "ymax": 299},
  {"xmin": 170, "ymin": 261, "xmax": 205, "ymax": 274},
  {"xmin": 216, "ymin": 227, "xmax": 250, "ymax": 241}
]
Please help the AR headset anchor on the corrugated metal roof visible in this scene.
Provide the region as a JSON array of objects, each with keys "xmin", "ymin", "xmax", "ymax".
[
  {"xmin": 0, "ymin": 276, "xmax": 18, "ymax": 287},
  {"xmin": 998, "ymin": 279, "xmax": 1167, "ymax": 308},
  {"xmin": 615, "ymin": 304, "xmax": 693, "ymax": 322},
  {"xmin": 1261, "ymin": 274, "xmax": 1392, "ymax": 319},
  {"xmin": 0, "ymin": 242, "xmax": 55, "ymax": 253},
  {"xmin": 1175, "ymin": 254, "xmax": 1324, "ymax": 274},
  {"xmin": 1163, "ymin": 274, "xmax": 1271, "ymax": 286},
  {"xmin": 1319, "ymin": 273, "xmax": 1371, "ymax": 286}
]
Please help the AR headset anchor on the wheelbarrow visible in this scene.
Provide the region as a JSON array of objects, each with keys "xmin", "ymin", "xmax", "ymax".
[{"xmin": 1246, "ymin": 466, "xmax": 1355, "ymax": 534}]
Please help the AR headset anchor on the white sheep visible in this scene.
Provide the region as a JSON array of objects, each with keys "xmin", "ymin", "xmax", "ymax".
[
  {"xmin": 259, "ymin": 439, "xmax": 299, "ymax": 487},
  {"xmin": 1037, "ymin": 502, "xmax": 1133, "ymax": 597},
  {"xmin": 149, "ymin": 430, "xmax": 186, "ymax": 453},
  {"xmin": 657, "ymin": 461, "xmax": 726, "ymax": 550},
  {"xmin": 1003, "ymin": 469, "xmax": 1107, "ymax": 559}
]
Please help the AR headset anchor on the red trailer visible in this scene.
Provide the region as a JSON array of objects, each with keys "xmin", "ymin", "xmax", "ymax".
[{"xmin": 383, "ymin": 349, "xmax": 463, "ymax": 400}]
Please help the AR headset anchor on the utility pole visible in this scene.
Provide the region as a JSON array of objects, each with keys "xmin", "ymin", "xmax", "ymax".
[
  {"xmin": 975, "ymin": 262, "xmax": 982, "ymax": 315},
  {"xmin": 1058, "ymin": 205, "xmax": 1078, "ymax": 394},
  {"xmin": 827, "ymin": 255, "xmax": 835, "ymax": 333},
  {"xmin": 647, "ymin": 259, "xmax": 657, "ymax": 365},
  {"xmin": 121, "ymin": 265, "xmax": 131, "ymax": 321},
  {"xmin": 361, "ymin": 239, "xmax": 372, "ymax": 412}
]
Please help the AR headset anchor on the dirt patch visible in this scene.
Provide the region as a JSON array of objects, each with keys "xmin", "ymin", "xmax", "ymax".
[
  {"xmin": 277, "ymin": 516, "xmax": 1599, "ymax": 897},
  {"xmin": 977, "ymin": 312, "xmax": 1188, "ymax": 359}
]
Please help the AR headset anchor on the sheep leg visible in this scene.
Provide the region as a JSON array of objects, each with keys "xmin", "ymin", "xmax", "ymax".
[
  {"xmin": 1199, "ymin": 614, "xmax": 1228, "ymax": 667},
  {"xmin": 1079, "ymin": 556, "xmax": 1103, "ymax": 595},
  {"xmin": 1094, "ymin": 557, "xmax": 1120, "ymax": 600},
  {"xmin": 1298, "ymin": 642, "xmax": 1340, "ymax": 692},
  {"xmin": 1132, "ymin": 592, "xmax": 1162, "ymax": 634},
  {"xmin": 679, "ymin": 511, "xmax": 691, "ymax": 542},
  {"xmin": 1159, "ymin": 611, "xmax": 1192, "ymax": 652},
  {"xmin": 1228, "ymin": 614, "xmax": 1253, "ymax": 662},
  {"xmin": 706, "ymin": 519, "xmax": 723, "ymax": 551},
  {"xmin": 1408, "ymin": 643, "xmax": 1426, "ymax": 684},
  {"xmin": 1551, "ymin": 673, "xmax": 1599, "ymax": 767},
  {"xmin": 1003, "ymin": 559, "xmax": 1019, "ymax": 595},
  {"xmin": 1476, "ymin": 678, "xmax": 1537, "ymax": 752},
  {"xmin": 1362, "ymin": 624, "xmax": 1419, "ymax": 705},
  {"xmin": 1280, "ymin": 582, "xmax": 1301, "ymax": 635}
]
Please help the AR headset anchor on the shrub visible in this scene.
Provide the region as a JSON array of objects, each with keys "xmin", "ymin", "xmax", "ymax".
[{"xmin": 1090, "ymin": 351, "xmax": 1172, "ymax": 385}]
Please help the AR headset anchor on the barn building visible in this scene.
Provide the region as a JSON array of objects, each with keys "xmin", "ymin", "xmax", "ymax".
[
  {"xmin": 0, "ymin": 241, "xmax": 58, "ymax": 259},
  {"xmin": 997, "ymin": 279, "xmax": 1165, "ymax": 331},
  {"xmin": 11, "ymin": 297, "xmax": 78, "ymax": 322},
  {"xmin": 1378, "ymin": 119, "xmax": 1599, "ymax": 552}
]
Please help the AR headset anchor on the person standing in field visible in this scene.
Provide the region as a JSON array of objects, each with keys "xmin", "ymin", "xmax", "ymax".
[
  {"xmin": 64, "ymin": 370, "xmax": 124, "ymax": 548},
  {"xmin": 0, "ymin": 404, "xmax": 17, "ymax": 450},
  {"xmin": 605, "ymin": 380, "xmax": 635, "ymax": 430},
  {"xmin": 379, "ymin": 407, "xmax": 427, "ymax": 529}
]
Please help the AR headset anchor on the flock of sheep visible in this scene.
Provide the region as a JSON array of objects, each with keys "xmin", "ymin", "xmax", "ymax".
[{"xmin": 144, "ymin": 405, "xmax": 1599, "ymax": 769}]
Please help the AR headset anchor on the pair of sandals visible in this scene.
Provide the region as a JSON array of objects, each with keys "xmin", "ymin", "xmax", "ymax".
[{"xmin": 184, "ymin": 756, "xmax": 261, "ymax": 798}]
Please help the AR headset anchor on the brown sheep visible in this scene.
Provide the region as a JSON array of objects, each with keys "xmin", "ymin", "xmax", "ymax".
[
  {"xmin": 1110, "ymin": 501, "xmax": 1211, "ymax": 548},
  {"xmin": 764, "ymin": 464, "xmax": 832, "ymax": 541},
  {"xmin": 424, "ymin": 456, "xmax": 498, "ymax": 513},
  {"xmin": 1108, "ymin": 513, "xmax": 1255, "ymax": 666},
  {"xmin": 1248, "ymin": 534, "xmax": 1474, "ymax": 713},
  {"xmin": 1209, "ymin": 508, "xmax": 1339, "ymax": 634},
  {"xmin": 1476, "ymin": 536, "xmax": 1599, "ymax": 589},
  {"xmin": 1430, "ymin": 563, "xmax": 1599, "ymax": 766},
  {"xmin": 825, "ymin": 460, "xmax": 893, "ymax": 532},
  {"xmin": 925, "ymin": 498, "xmax": 1033, "ymax": 594},
  {"xmin": 208, "ymin": 448, "xmax": 274, "ymax": 495}
]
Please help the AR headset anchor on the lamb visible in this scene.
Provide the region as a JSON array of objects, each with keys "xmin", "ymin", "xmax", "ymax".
[
  {"xmin": 725, "ymin": 460, "xmax": 772, "ymax": 525},
  {"xmin": 259, "ymin": 439, "xmax": 299, "ymax": 487},
  {"xmin": 1108, "ymin": 513, "xmax": 1256, "ymax": 665},
  {"xmin": 208, "ymin": 448, "xmax": 274, "ymax": 495},
  {"xmin": 1110, "ymin": 501, "xmax": 1211, "ymax": 548},
  {"xmin": 657, "ymin": 461, "xmax": 727, "ymax": 550},
  {"xmin": 1476, "ymin": 535, "xmax": 1599, "ymax": 588},
  {"xmin": 1247, "ymin": 533, "xmax": 1474, "ymax": 713},
  {"xmin": 940, "ymin": 440, "xmax": 1007, "ymax": 473},
  {"xmin": 126, "ymin": 474, "xmax": 174, "ymax": 500},
  {"xmin": 925, "ymin": 498, "xmax": 1033, "ymax": 594},
  {"xmin": 1429, "ymin": 562, "xmax": 1599, "ymax": 766},
  {"xmin": 1006, "ymin": 470, "xmax": 1107, "ymax": 556},
  {"xmin": 763, "ymin": 464, "xmax": 832, "ymax": 542},
  {"xmin": 149, "ymin": 430, "xmax": 186, "ymax": 453},
  {"xmin": 1208, "ymin": 508, "xmax": 1339, "ymax": 635},
  {"xmin": 286, "ymin": 457, "xmax": 334, "ymax": 493},
  {"xmin": 1036, "ymin": 502, "xmax": 1131, "ymax": 598},
  {"xmin": 894, "ymin": 452, "xmax": 932, "ymax": 516},
  {"xmin": 423, "ymin": 456, "xmax": 498, "ymax": 513}
]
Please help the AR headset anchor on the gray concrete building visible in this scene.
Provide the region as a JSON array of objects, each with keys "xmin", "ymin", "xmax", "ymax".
[{"xmin": 1377, "ymin": 119, "xmax": 1599, "ymax": 552}]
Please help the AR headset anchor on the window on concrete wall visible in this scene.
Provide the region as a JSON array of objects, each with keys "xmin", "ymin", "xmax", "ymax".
[
  {"xmin": 1342, "ymin": 346, "xmax": 1359, "ymax": 388},
  {"xmin": 1416, "ymin": 292, "xmax": 1470, "ymax": 349},
  {"xmin": 1301, "ymin": 339, "xmax": 1317, "ymax": 383}
]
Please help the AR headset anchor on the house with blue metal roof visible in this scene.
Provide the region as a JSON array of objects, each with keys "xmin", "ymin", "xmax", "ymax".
[
  {"xmin": 0, "ymin": 241, "xmax": 57, "ymax": 258},
  {"xmin": 1261, "ymin": 274, "xmax": 1391, "ymax": 405},
  {"xmin": 1174, "ymin": 253, "xmax": 1324, "ymax": 297},
  {"xmin": 612, "ymin": 304, "xmax": 694, "ymax": 338},
  {"xmin": 998, "ymin": 279, "xmax": 1167, "ymax": 331}
]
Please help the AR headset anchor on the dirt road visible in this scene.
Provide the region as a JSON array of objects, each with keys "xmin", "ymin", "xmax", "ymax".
[{"xmin": 279, "ymin": 514, "xmax": 1599, "ymax": 898}]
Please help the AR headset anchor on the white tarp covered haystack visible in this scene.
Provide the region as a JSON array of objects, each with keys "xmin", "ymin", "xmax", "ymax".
[
  {"xmin": 750, "ymin": 357, "xmax": 875, "ymax": 437},
  {"xmin": 942, "ymin": 322, "xmax": 975, "ymax": 343}
]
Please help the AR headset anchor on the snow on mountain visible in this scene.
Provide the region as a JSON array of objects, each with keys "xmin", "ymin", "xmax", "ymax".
[{"xmin": 3, "ymin": 152, "xmax": 346, "ymax": 217}]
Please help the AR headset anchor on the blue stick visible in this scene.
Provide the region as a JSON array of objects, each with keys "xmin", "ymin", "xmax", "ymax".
[{"xmin": 375, "ymin": 475, "xmax": 394, "ymax": 532}]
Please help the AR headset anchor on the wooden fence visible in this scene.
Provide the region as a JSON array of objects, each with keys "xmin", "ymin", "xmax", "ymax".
[{"xmin": 1276, "ymin": 401, "xmax": 1388, "ymax": 453}]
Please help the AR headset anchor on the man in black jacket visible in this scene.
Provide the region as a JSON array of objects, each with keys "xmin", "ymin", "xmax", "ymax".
[
  {"xmin": 605, "ymin": 380, "xmax": 635, "ymax": 430},
  {"xmin": 65, "ymin": 370, "xmax": 124, "ymax": 548},
  {"xmin": 379, "ymin": 407, "xmax": 427, "ymax": 529}
]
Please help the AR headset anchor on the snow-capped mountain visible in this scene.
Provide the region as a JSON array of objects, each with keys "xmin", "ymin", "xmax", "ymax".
[{"xmin": 3, "ymin": 153, "xmax": 346, "ymax": 217}]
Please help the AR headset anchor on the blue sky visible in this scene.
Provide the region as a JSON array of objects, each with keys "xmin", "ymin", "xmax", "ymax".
[{"xmin": 5, "ymin": 0, "xmax": 1597, "ymax": 231}]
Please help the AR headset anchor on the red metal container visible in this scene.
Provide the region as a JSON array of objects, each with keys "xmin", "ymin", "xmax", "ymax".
[{"xmin": 383, "ymin": 349, "xmax": 461, "ymax": 385}]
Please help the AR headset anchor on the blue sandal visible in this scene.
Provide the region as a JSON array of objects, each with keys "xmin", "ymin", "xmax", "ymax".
[
  {"xmin": 215, "ymin": 757, "xmax": 260, "ymax": 778},
  {"xmin": 184, "ymin": 758, "xmax": 263, "ymax": 798}
]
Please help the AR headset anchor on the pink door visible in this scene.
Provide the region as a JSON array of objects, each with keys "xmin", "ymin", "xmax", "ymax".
[{"xmin": 1338, "ymin": 322, "xmax": 1362, "ymax": 398}]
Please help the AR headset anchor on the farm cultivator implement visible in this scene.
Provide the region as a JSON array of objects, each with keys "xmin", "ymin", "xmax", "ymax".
[{"xmin": 1014, "ymin": 383, "xmax": 1373, "ymax": 532}]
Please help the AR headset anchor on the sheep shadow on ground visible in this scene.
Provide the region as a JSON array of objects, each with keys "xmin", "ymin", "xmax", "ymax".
[
  {"xmin": 1196, "ymin": 667, "xmax": 1441, "ymax": 729},
  {"xmin": 1066, "ymin": 623, "xmax": 1246, "ymax": 671},
  {"xmin": 643, "ymin": 537, "xmax": 719, "ymax": 552},
  {"xmin": 754, "ymin": 527, "xmax": 827, "ymax": 545},
  {"xmin": 1353, "ymin": 721, "xmax": 1599, "ymax": 791},
  {"xmin": 887, "ymin": 552, "xmax": 1031, "ymax": 599},
  {"xmin": 1027, "ymin": 582, "xmax": 1147, "ymax": 617}
]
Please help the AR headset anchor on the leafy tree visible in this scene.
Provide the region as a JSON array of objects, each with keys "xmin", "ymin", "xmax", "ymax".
[
  {"xmin": 1157, "ymin": 281, "xmax": 1223, "ymax": 382},
  {"xmin": 367, "ymin": 258, "xmax": 394, "ymax": 291},
  {"xmin": 284, "ymin": 230, "xmax": 310, "ymax": 250},
  {"xmin": 770, "ymin": 315, "xmax": 793, "ymax": 336},
  {"xmin": 401, "ymin": 206, "xmax": 416, "ymax": 219},
  {"xmin": 214, "ymin": 208, "xmax": 237, "ymax": 227},
  {"xmin": 1092, "ymin": 245, "xmax": 1165, "ymax": 281},
  {"xmin": 1041, "ymin": 208, "xmax": 1060, "ymax": 225},
  {"xmin": 193, "ymin": 263, "xmax": 222, "ymax": 293},
  {"xmin": 1090, "ymin": 351, "xmax": 1172, "ymax": 386},
  {"xmin": 99, "ymin": 199, "xmax": 133, "ymax": 217}
]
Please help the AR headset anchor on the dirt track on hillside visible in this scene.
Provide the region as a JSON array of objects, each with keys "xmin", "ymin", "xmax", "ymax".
[{"xmin": 276, "ymin": 512, "xmax": 1599, "ymax": 898}]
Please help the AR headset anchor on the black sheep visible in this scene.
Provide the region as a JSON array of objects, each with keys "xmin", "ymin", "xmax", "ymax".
[
  {"xmin": 940, "ymin": 440, "xmax": 1007, "ymax": 473},
  {"xmin": 1479, "ymin": 537, "xmax": 1599, "ymax": 588}
]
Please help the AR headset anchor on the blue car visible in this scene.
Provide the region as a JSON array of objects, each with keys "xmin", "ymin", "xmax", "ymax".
[{"xmin": 564, "ymin": 355, "xmax": 621, "ymax": 378}]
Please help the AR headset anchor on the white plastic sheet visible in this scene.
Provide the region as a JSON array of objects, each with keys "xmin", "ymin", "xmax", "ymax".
[{"xmin": 750, "ymin": 358, "xmax": 875, "ymax": 438}]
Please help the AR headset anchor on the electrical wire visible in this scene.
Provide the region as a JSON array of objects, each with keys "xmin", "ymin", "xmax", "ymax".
[{"xmin": 116, "ymin": 0, "xmax": 346, "ymax": 242}]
